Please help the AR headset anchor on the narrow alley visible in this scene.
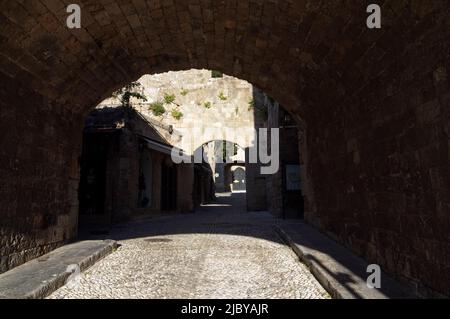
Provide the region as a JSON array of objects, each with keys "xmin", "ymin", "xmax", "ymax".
[{"xmin": 48, "ymin": 193, "xmax": 329, "ymax": 299}]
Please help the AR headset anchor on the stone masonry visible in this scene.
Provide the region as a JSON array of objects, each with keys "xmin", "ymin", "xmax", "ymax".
[
  {"xmin": 99, "ymin": 69, "xmax": 256, "ymax": 154},
  {"xmin": 0, "ymin": 0, "xmax": 449, "ymax": 297}
]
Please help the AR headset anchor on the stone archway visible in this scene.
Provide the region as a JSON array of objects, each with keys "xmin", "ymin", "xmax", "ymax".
[
  {"xmin": 225, "ymin": 164, "xmax": 246, "ymax": 193},
  {"xmin": 0, "ymin": 1, "xmax": 449, "ymax": 296}
]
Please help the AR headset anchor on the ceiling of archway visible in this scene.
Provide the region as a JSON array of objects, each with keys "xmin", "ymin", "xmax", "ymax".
[{"xmin": 0, "ymin": 1, "xmax": 448, "ymax": 119}]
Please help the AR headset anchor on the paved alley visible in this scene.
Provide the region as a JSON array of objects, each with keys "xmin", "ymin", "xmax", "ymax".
[{"xmin": 48, "ymin": 193, "xmax": 329, "ymax": 299}]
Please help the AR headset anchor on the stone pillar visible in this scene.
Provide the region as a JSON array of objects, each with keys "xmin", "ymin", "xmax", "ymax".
[
  {"xmin": 245, "ymin": 151, "xmax": 268, "ymax": 211},
  {"xmin": 214, "ymin": 162, "xmax": 226, "ymax": 192},
  {"xmin": 177, "ymin": 163, "xmax": 194, "ymax": 212},
  {"xmin": 112, "ymin": 130, "xmax": 140, "ymax": 222},
  {"xmin": 298, "ymin": 124, "xmax": 317, "ymax": 224},
  {"xmin": 151, "ymin": 152, "xmax": 163, "ymax": 211}
]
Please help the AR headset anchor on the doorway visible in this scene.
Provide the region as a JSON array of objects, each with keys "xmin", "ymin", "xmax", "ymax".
[
  {"xmin": 138, "ymin": 148, "xmax": 153, "ymax": 208},
  {"xmin": 78, "ymin": 132, "xmax": 114, "ymax": 225},
  {"xmin": 161, "ymin": 161, "xmax": 178, "ymax": 211}
]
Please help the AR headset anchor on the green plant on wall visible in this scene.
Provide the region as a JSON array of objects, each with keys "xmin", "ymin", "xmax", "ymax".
[
  {"xmin": 164, "ymin": 93, "xmax": 176, "ymax": 104},
  {"xmin": 248, "ymin": 97, "xmax": 268, "ymax": 120},
  {"xmin": 113, "ymin": 81, "xmax": 147, "ymax": 108},
  {"xmin": 248, "ymin": 98, "xmax": 255, "ymax": 111},
  {"xmin": 171, "ymin": 109, "xmax": 183, "ymax": 120},
  {"xmin": 203, "ymin": 101, "xmax": 212, "ymax": 109},
  {"xmin": 149, "ymin": 101, "xmax": 166, "ymax": 116},
  {"xmin": 211, "ymin": 70, "xmax": 223, "ymax": 78},
  {"xmin": 218, "ymin": 92, "xmax": 228, "ymax": 101}
]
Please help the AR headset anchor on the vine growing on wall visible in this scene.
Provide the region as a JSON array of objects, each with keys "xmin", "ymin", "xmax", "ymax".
[
  {"xmin": 248, "ymin": 98, "xmax": 268, "ymax": 120},
  {"xmin": 248, "ymin": 98, "xmax": 255, "ymax": 111},
  {"xmin": 112, "ymin": 82, "xmax": 147, "ymax": 108}
]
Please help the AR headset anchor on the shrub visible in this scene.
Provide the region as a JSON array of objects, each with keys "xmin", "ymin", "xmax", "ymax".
[
  {"xmin": 171, "ymin": 109, "xmax": 183, "ymax": 120},
  {"xmin": 164, "ymin": 93, "xmax": 176, "ymax": 104},
  {"xmin": 180, "ymin": 89, "xmax": 189, "ymax": 96},
  {"xmin": 203, "ymin": 101, "xmax": 212, "ymax": 109},
  {"xmin": 113, "ymin": 81, "xmax": 147, "ymax": 108},
  {"xmin": 248, "ymin": 98, "xmax": 255, "ymax": 111},
  {"xmin": 149, "ymin": 101, "xmax": 166, "ymax": 116},
  {"xmin": 211, "ymin": 70, "xmax": 223, "ymax": 78},
  {"xmin": 218, "ymin": 92, "xmax": 227, "ymax": 101}
]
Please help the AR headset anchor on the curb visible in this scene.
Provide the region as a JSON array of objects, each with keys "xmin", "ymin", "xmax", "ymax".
[
  {"xmin": 27, "ymin": 240, "xmax": 119, "ymax": 299},
  {"xmin": 275, "ymin": 226, "xmax": 344, "ymax": 299},
  {"xmin": 275, "ymin": 224, "xmax": 416, "ymax": 299}
]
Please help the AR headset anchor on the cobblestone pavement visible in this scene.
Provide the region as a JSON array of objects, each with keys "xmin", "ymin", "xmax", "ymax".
[{"xmin": 49, "ymin": 193, "xmax": 330, "ymax": 299}]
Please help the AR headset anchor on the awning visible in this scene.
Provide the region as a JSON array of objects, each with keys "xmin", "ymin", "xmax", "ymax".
[{"xmin": 138, "ymin": 135, "xmax": 191, "ymax": 162}]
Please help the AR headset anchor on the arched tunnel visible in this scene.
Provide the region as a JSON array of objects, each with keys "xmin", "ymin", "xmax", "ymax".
[{"xmin": 0, "ymin": 0, "xmax": 449, "ymax": 297}]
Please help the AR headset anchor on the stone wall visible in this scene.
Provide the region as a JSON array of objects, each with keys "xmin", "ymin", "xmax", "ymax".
[
  {"xmin": 265, "ymin": 101, "xmax": 283, "ymax": 217},
  {"xmin": 245, "ymin": 88, "xmax": 269, "ymax": 212},
  {"xmin": 0, "ymin": 74, "xmax": 82, "ymax": 273},
  {"xmin": 248, "ymin": 89, "xmax": 303, "ymax": 218},
  {"xmin": 100, "ymin": 70, "xmax": 256, "ymax": 155},
  {"xmin": 82, "ymin": 108, "xmax": 196, "ymax": 223},
  {"xmin": 302, "ymin": 44, "xmax": 450, "ymax": 298},
  {"xmin": 100, "ymin": 69, "xmax": 257, "ymax": 206}
]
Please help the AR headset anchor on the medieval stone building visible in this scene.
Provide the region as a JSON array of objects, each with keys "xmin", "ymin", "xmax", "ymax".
[
  {"xmin": 79, "ymin": 106, "xmax": 215, "ymax": 228},
  {"xmin": 78, "ymin": 69, "xmax": 258, "ymax": 228},
  {"xmin": 246, "ymin": 87, "xmax": 304, "ymax": 219}
]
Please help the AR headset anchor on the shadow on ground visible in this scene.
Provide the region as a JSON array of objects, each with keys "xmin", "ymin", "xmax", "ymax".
[{"xmin": 77, "ymin": 192, "xmax": 412, "ymax": 299}]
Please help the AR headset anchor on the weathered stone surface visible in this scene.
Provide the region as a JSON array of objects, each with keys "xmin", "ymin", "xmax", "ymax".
[
  {"xmin": 48, "ymin": 193, "xmax": 329, "ymax": 299},
  {"xmin": 0, "ymin": 239, "xmax": 118, "ymax": 299},
  {"xmin": 0, "ymin": 72, "xmax": 83, "ymax": 274},
  {"xmin": 99, "ymin": 69, "xmax": 256, "ymax": 154}
]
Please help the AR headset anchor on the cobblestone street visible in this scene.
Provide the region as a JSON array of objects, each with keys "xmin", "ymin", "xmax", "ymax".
[{"xmin": 49, "ymin": 193, "xmax": 329, "ymax": 299}]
